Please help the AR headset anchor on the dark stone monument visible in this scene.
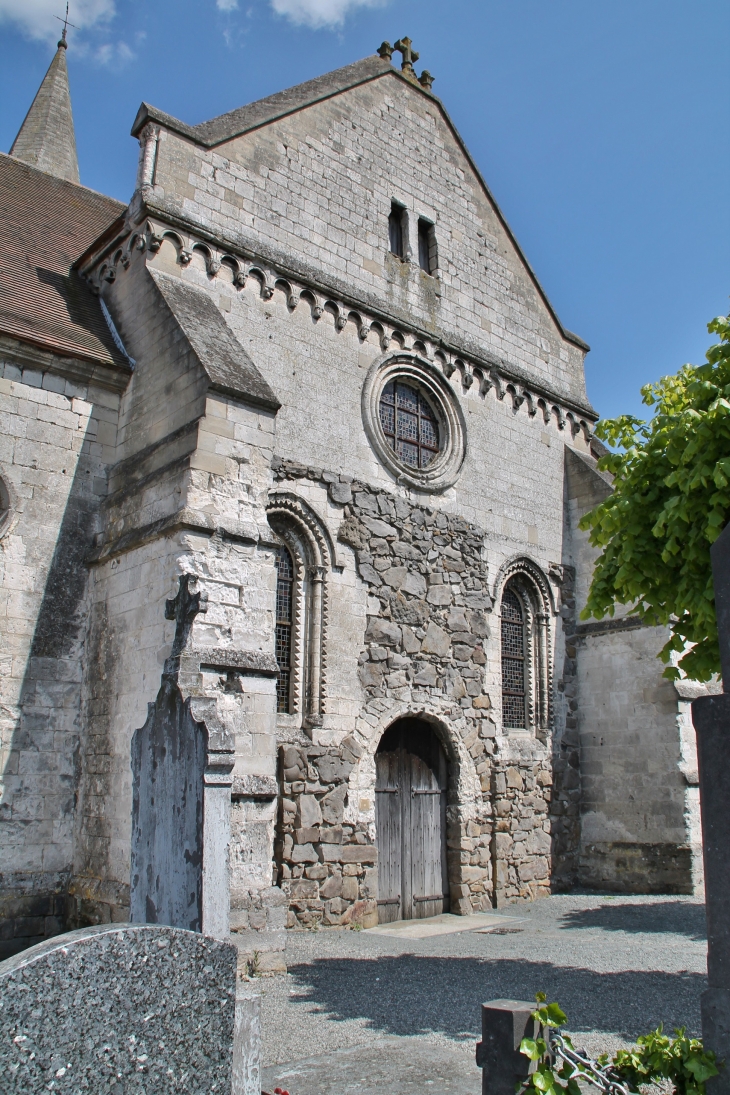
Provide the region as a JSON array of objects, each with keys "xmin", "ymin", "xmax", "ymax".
[
  {"xmin": 691, "ymin": 522, "xmax": 730, "ymax": 1090},
  {"xmin": 0, "ymin": 923, "xmax": 244, "ymax": 1094},
  {"xmin": 476, "ymin": 999, "xmax": 538, "ymax": 1095}
]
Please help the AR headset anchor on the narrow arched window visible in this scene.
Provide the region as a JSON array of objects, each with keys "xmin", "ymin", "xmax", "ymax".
[
  {"xmin": 275, "ymin": 546, "xmax": 294, "ymax": 713},
  {"xmin": 501, "ymin": 586, "xmax": 526, "ymax": 729}
]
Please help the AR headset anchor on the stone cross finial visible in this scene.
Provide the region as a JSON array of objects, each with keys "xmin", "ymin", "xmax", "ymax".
[
  {"xmin": 377, "ymin": 41, "xmax": 393, "ymax": 60},
  {"xmin": 54, "ymin": 2, "xmax": 77, "ymax": 46},
  {"xmin": 393, "ymin": 37, "xmax": 419, "ymax": 76},
  {"xmin": 165, "ymin": 573, "xmax": 208, "ymax": 658}
]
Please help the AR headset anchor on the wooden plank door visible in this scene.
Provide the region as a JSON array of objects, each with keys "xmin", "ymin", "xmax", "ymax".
[
  {"xmin": 375, "ymin": 719, "xmax": 449, "ymax": 923},
  {"xmin": 408, "ymin": 749, "xmax": 448, "ymax": 920},
  {"xmin": 375, "ymin": 747, "xmax": 402, "ymax": 924}
]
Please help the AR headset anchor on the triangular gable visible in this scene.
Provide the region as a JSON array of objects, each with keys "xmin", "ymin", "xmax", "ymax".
[{"xmin": 132, "ymin": 54, "xmax": 587, "ymax": 352}]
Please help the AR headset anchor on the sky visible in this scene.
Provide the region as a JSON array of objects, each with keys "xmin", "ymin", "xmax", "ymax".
[{"xmin": 0, "ymin": 0, "xmax": 727, "ymax": 422}]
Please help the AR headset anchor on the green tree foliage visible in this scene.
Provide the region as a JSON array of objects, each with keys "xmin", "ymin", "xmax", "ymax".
[
  {"xmin": 579, "ymin": 314, "xmax": 730, "ymax": 682},
  {"xmin": 519, "ymin": 995, "xmax": 720, "ymax": 1095}
]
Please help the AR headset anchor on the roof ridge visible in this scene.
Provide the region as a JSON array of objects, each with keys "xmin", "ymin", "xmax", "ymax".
[{"xmin": 131, "ymin": 54, "xmax": 393, "ymax": 145}]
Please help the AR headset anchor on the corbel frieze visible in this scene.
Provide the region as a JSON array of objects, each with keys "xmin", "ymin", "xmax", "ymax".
[{"xmin": 78, "ymin": 217, "xmax": 595, "ymax": 446}]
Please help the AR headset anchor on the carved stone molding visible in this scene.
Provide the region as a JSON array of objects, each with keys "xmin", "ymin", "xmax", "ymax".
[{"xmin": 77, "ymin": 216, "xmax": 595, "ymax": 444}]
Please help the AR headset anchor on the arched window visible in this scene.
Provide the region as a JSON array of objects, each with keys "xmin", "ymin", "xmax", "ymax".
[
  {"xmin": 275, "ymin": 546, "xmax": 294, "ymax": 713},
  {"xmin": 501, "ymin": 587, "xmax": 526, "ymax": 729},
  {"xmin": 499, "ymin": 572, "xmax": 552, "ymax": 737},
  {"xmin": 268, "ymin": 494, "xmax": 333, "ymax": 732},
  {"xmin": 379, "ymin": 380, "xmax": 440, "ymax": 469}
]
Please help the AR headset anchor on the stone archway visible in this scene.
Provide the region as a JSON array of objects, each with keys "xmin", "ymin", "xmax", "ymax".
[{"xmin": 375, "ymin": 717, "xmax": 450, "ymax": 923}]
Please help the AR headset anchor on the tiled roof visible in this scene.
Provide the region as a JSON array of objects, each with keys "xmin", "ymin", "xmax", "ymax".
[{"xmin": 0, "ymin": 152, "xmax": 129, "ymax": 370}]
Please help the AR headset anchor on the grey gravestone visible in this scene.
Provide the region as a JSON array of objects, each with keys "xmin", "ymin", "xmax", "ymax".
[
  {"xmin": 130, "ymin": 575, "xmax": 208, "ymax": 930},
  {"xmin": 691, "ymin": 521, "xmax": 730, "ymax": 1090},
  {"xmin": 475, "ymin": 999, "xmax": 538, "ymax": 1095},
  {"xmin": 0, "ymin": 922, "xmax": 240, "ymax": 1094},
  {"xmin": 130, "ymin": 574, "xmax": 240, "ymax": 942}
]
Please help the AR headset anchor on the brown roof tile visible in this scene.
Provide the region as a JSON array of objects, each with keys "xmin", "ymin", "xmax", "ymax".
[{"xmin": 0, "ymin": 152, "xmax": 129, "ymax": 369}]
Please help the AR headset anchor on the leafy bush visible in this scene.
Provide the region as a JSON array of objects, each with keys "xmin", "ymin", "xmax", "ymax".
[{"xmin": 519, "ymin": 994, "xmax": 720, "ymax": 1095}]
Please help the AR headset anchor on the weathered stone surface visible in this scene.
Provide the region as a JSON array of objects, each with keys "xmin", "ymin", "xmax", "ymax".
[
  {"xmin": 320, "ymin": 784, "xmax": 348, "ymax": 826},
  {"xmin": 402, "ymin": 571, "xmax": 427, "ymax": 597},
  {"xmin": 290, "ymin": 843, "xmax": 318, "ymax": 863},
  {"xmin": 413, "ymin": 663, "xmax": 438, "ymax": 686},
  {"xmin": 421, "ymin": 621, "xmax": 451, "ymax": 656},
  {"xmin": 296, "ymin": 795, "xmax": 322, "ymax": 829},
  {"xmin": 364, "ymin": 618, "xmax": 403, "ymax": 646},
  {"xmin": 426, "ymin": 584, "xmax": 453, "ymax": 606},
  {"xmin": 382, "ymin": 566, "xmax": 409, "ymax": 589},
  {"xmin": 360, "ymin": 515, "xmax": 398, "ymax": 539},
  {"xmin": 0, "ymin": 924, "xmax": 237, "ymax": 1094},
  {"xmin": 340, "ymin": 845, "xmax": 377, "ymax": 864}
]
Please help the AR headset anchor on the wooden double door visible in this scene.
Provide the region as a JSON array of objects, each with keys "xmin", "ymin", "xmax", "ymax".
[{"xmin": 375, "ymin": 718, "xmax": 449, "ymax": 924}]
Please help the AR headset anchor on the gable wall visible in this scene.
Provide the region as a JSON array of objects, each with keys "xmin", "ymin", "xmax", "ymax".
[{"xmin": 147, "ymin": 75, "xmax": 589, "ymax": 410}]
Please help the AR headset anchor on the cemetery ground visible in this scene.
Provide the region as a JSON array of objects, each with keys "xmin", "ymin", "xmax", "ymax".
[{"xmin": 259, "ymin": 893, "xmax": 707, "ymax": 1095}]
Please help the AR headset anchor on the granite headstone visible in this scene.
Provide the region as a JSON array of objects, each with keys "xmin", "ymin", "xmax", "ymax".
[{"xmin": 0, "ymin": 922, "xmax": 249, "ymax": 1094}]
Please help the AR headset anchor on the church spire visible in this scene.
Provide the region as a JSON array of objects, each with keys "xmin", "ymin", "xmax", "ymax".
[{"xmin": 9, "ymin": 29, "xmax": 80, "ymax": 185}]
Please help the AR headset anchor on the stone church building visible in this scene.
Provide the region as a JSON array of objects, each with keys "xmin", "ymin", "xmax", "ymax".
[{"xmin": 0, "ymin": 34, "xmax": 703, "ymax": 965}]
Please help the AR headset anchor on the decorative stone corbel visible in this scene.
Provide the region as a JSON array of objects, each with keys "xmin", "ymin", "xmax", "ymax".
[{"xmin": 146, "ymin": 222, "xmax": 164, "ymax": 252}]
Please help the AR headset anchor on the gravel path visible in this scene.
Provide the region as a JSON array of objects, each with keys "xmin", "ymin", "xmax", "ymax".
[{"xmin": 258, "ymin": 894, "xmax": 708, "ymax": 1094}]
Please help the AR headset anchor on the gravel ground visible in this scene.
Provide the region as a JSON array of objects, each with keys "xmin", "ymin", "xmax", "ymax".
[{"xmin": 258, "ymin": 893, "xmax": 708, "ymax": 1094}]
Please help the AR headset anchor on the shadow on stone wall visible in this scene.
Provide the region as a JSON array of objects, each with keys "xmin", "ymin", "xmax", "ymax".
[{"xmin": 0, "ymin": 410, "xmax": 105, "ymax": 959}]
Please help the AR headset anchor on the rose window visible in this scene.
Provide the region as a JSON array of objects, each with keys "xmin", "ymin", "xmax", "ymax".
[{"xmin": 378, "ymin": 381, "xmax": 440, "ymax": 469}]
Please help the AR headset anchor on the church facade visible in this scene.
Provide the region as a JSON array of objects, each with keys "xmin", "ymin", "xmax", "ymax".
[{"xmin": 0, "ymin": 36, "xmax": 703, "ymax": 966}]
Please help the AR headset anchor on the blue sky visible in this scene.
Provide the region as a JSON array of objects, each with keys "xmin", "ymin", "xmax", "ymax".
[{"xmin": 1, "ymin": 0, "xmax": 727, "ymax": 421}]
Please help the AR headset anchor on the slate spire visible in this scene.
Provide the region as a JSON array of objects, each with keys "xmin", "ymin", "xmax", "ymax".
[{"xmin": 9, "ymin": 32, "xmax": 80, "ymax": 184}]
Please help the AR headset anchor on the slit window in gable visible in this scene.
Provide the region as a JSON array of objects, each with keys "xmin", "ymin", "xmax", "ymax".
[
  {"xmin": 389, "ymin": 202, "xmax": 407, "ymax": 259},
  {"xmin": 418, "ymin": 218, "xmax": 437, "ymax": 274}
]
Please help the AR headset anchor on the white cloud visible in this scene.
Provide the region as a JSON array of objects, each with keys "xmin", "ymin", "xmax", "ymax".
[
  {"xmin": 270, "ymin": 0, "xmax": 385, "ymax": 30},
  {"xmin": 217, "ymin": 0, "xmax": 239, "ymax": 9},
  {"xmin": 0, "ymin": 0, "xmax": 114, "ymax": 43},
  {"xmin": 93, "ymin": 39, "xmax": 134, "ymax": 67}
]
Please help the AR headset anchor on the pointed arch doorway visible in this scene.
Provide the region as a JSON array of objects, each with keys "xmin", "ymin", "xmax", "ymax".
[{"xmin": 375, "ymin": 717, "xmax": 450, "ymax": 924}]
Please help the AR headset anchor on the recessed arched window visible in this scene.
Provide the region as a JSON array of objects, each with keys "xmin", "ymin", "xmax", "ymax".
[
  {"xmin": 379, "ymin": 380, "xmax": 440, "ymax": 469},
  {"xmin": 498, "ymin": 569, "xmax": 552, "ymax": 738},
  {"xmin": 501, "ymin": 587, "xmax": 527, "ymax": 729},
  {"xmin": 275, "ymin": 546, "xmax": 294, "ymax": 713}
]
